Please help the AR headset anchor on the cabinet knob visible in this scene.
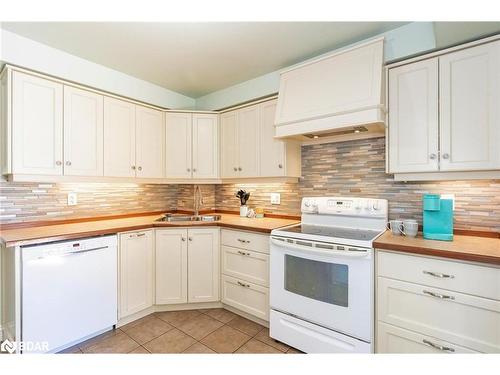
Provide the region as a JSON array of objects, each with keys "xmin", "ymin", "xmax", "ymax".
[
  {"xmin": 181, "ymin": 237, "xmax": 186, "ymax": 242},
  {"xmin": 187, "ymin": 168, "xmax": 191, "ymax": 172},
  {"xmin": 233, "ymin": 167, "xmax": 238, "ymax": 171},
  {"xmin": 138, "ymin": 166, "xmax": 142, "ymax": 171},
  {"xmin": 278, "ymin": 163, "xmax": 283, "ymax": 169},
  {"xmin": 442, "ymin": 153, "xmax": 450, "ymax": 160},
  {"xmin": 193, "ymin": 168, "xmax": 197, "ymax": 172},
  {"xmin": 65, "ymin": 161, "xmax": 72, "ymax": 166},
  {"xmin": 55, "ymin": 161, "xmax": 62, "ymax": 166},
  {"xmin": 429, "ymin": 153, "xmax": 437, "ymax": 160},
  {"xmin": 131, "ymin": 165, "xmax": 136, "ymax": 170},
  {"xmin": 188, "ymin": 237, "xmax": 193, "ymax": 241},
  {"xmin": 238, "ymin": 167, "xmax": 242, "ymax": 171}
]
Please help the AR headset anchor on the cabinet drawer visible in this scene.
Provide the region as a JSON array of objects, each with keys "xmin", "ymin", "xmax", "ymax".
[
  {"xmin": 222, "ymin": 245, "xmax": 269, "ymax": 287},
  {"xmin": 377, "ymin": 322, "xmax": 479, "ymax": 353},
  {"xmin": 377, "ymin": 276, "xmax": 500, "ymax": 353},
  {"xmin": 221, "ymin": 229, "xmax": 269, "ymax": 254},
  {"xmin": 221, "ymin": 274, "xmax": 269, "ymax": 321},
  {"xmin": 377, "ymin": 250, "xmax": 500, "ymax": 300}
]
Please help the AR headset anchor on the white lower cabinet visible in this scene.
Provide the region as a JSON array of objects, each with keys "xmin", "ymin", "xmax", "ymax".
[
  {"xmin": 221, "ymin": 275, "xmax": 269, "ymax": 321},
  {"xmin": 155, "ymin": 229, "xmax": 188, "ymax": 305},
  {"xmin": 119, "ymin": 230, "xmax": 154, "ymax": 319},
  {"xmin": 187, "ymin": 228, "xmax": 220, "ymax": 303},
  {"xmin": 377, "ymin": 322, "xmax": 479, "ymax": 354},
  {"xmin": 376, "ymin": 250, "xmax": 500, "ymax": 353},
  {"xmin": 155, "ymin": 228, "xmax": 219, "ymax": 305},
  {"xmin": 220, "ymin": 229, "xmax": 270, "ymax": 321}
]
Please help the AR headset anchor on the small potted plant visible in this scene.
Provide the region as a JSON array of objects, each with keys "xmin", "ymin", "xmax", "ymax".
[{"xmin": 236, "ymin": 189, "xmax": 251, "ymax": 217}]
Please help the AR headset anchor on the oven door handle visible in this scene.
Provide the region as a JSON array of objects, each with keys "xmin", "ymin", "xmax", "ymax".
[{"xmin": 270, "ymin": 237, "xmax": 370, "ymax": 258}]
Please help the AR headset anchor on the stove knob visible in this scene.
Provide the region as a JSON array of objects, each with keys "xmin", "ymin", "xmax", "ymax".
[
  {"xmin": 372, "ymin": 201, "xmax": 380, "ymax": 211},
  {"xmin": 304, "ymin": 200, "xmax": 310, "ymax": 207}
]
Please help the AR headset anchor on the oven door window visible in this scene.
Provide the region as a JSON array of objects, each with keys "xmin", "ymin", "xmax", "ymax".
[{"xmin": 284, "ymin": 254, "xmax": 348, "ymax": 307}]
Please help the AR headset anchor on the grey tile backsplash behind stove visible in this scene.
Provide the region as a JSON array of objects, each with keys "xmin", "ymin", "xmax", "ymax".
[{"xmin": 1, "ymin": 137, "xmax": 499, "ymax": 231}]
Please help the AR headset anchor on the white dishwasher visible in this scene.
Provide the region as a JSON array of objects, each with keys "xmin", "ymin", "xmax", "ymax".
[{"xmin": 22, "ymin": 235, "xmax": 118, "ymax": 353}]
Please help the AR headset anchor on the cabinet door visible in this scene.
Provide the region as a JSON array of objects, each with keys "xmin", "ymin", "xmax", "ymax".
[
  {"xmin": 119, "ymin": 230, "xmax": 154, "ymax": 318},
  {"xmin": 12, "ymin": 71, "xmax": 63, "ymax": 175},
  {"xmin": 192, "ymin": 113, "xmax": 219, "ymax": 178},
  {"xmin": 238, "ymin": 105, "xmax": 260, "ymax": 177},
  {"xmin": 136, "ymin": 106, "xmax": 164, "ymax": 178},
  {"xmin": 165, "ymin": 112, "xmax": 192, "ymax": 178},
  {"xmin": 155, "ymin": 229, "xmax": 188, "ymax": 305},
  {"xmin": 103, "ymin": 97, "xmax": 136, "ymax": 177},
  {"xmin": 221, "ymin": 275, "xmax": 269, "ymax": 321},
  {"xmin": 388, "ymin": 58, "xmax": 439, "ymax": 173},
  {"xmin": 187, "ymin": 228, "xmax": 220, "ymax": 303},
  {"xmin": 439, "ymin": 40, "xmax": 500, "ymax": 171},
  {"xmin": 63, "ymin": 86, "xmax": 103, "ymax": 176},
  {"xmin": 259, "ymin": 99, "xmax": 285, "ymax": 176},
  {"xmin": 220, "ymin": 110, "xmax": 239, "ymax": 178}
]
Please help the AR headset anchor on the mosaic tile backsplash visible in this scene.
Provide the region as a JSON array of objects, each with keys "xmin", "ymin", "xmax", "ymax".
[{"xmin": 1, "ymin": 137, "xmax": 499, "ymax": 232}]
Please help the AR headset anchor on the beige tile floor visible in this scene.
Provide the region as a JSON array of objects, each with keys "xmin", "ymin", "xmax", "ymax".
[{"xmin": 60, "ymin": 308, "xmax": 303, "ymax": 354}]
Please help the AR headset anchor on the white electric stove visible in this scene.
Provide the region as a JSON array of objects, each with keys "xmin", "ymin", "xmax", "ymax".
[{"xmin": 269, "ymin": 196, "xmax": 388, "ymax": 353}]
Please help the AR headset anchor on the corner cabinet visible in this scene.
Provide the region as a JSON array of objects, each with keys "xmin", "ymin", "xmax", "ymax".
[
  {"xmin": 119, "ymin": 230, "xmax": 154, "ymax": 319},
  {"xmin": 165, "ymin": 112, "xmax": 219, "ymax": 179},
  {"xmin": 155, "ymin": 228, "xmax": 220, "ymax": 305},
  {"xmin": 220, "ymin": 99, "xmax": 301, "ymax": 179},
  {"xmin": 387, "ymin": 38, "xmax": 500, "ymax": 180}
]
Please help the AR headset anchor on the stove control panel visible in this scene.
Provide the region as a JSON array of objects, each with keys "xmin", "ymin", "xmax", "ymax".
[{"xmin": 301, "ymin": 197, "xmax": 388, "ymax": 217}]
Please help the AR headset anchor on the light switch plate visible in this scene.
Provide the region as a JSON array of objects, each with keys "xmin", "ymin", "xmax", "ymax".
[
  {"xmin": 270, "ymin": 193, "xmax": 281, "ymax": 205},
  {"xmin": 67, "ymin": 192, "xmax": 78, "ymax": 206}
]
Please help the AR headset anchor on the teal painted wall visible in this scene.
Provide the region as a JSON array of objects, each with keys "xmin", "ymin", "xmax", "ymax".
[{"xmin": 195, "ymin": 22, "xmax": 436, "ymax": 110}]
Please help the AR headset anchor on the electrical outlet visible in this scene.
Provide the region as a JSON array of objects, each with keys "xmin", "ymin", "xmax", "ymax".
[
  {"xmin": 67, "ymin": 192, "xmax": 78, "ymax": 206},
  {"xmin": 270, "ymin": 193, "xmax": 281, "ymax": 205}
]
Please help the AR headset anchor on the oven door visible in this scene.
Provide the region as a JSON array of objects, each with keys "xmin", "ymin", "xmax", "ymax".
[{"xmin": 270, "ymin": 236, "xmax": 373, "ymax": 342}]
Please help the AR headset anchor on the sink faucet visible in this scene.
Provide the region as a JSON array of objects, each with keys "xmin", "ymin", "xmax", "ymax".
[{"xmin": 193, "ymin": 185, "xmax": 204, "ymax": 216}]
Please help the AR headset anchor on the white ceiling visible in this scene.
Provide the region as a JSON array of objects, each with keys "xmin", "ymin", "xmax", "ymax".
[
  {"xmin": 2, "ymin": 22, "xmax": 500, "ymax": 98},
  {"xmin": 1, "ymin": 22, "xmax": 408, "ymax": 97}
]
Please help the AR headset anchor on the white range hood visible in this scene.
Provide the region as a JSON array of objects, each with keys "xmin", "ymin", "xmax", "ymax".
[{"xmin": 274, "ymin": 37, "xmax": 385, "ymax": 141}]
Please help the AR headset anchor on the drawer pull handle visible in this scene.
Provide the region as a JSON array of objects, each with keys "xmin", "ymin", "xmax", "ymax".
[
  {"xmin": 423, "ymin": 290, "xmax": 455, "ymax": 300},
  {"xmin": 237, "ymin": 281, "xmax": 251, "ymax": 288},
  {"xmin": 422, "ymin": 339, "xmax": 455, "ymax": 352},
  {"xmin": 237, "ymin": 239, "xmax": 250, "ymax": 244},
  {"xmin": 237, "ymin": 250, "xmax": 251, "ymax": 256},
  {"xmin": 423, "ymin": 271, "xmax": 454, "ymax": 279}
]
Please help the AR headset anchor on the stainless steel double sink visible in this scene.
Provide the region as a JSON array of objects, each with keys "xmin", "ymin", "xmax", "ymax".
[{"xmin": 156, "ymin": 213, "xmax": 222, "ymax": 222}]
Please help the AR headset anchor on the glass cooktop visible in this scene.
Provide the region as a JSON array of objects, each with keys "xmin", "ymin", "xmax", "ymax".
[{"xmin": 277, "ymin": 224, "xmax": 381, "ymax": 242}]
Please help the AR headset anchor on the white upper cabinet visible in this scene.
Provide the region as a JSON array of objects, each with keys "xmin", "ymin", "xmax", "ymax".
[
  {"xmin": 135, "ymin": 106, "xmax": 164, "ymax": 178},
  {"xmin": 12, "ymin": 71, "xmax": 63, "ymax": 175},
  {"xmin": 259, "ymin": 99, "xmax": 301, "ymax": 177},
  {"xmin": 165, "ymin": 112, "xmax": 192, "ymax": 178},
  {"xmin": 439, "ymin": 40, "xmax": 500, "ymax": 171},
  {"xmin": 275, "ymin": 38, "xmax": 384, "ymax": 138},
  {"xmin": 187, "ymin": 228, "xmax": 220, "ymax": 303},
  {"xmin": 63, "ymin": 86, "xmax": 104, "ymax": 176},
  {"xmin": 388, "ymin": 58, "xmax": 439, "ymax": 173},
  {"xmin": 387, "ymin": 38, "xmax": 500, "ymax": 180},
  {"xmin": 237, "ymin": 105, "xmax": 260, "ymax": 177},
  {"xmin": 220, "ymin": 110, "xmax": 239, "ymax": 178},
  {"xmin": 103, "ymin": 97, "xmax": 136, "ymax": 177},
  {"xmin": 192, "ymin": 114, "xmax": 219, "ymax": 178}
]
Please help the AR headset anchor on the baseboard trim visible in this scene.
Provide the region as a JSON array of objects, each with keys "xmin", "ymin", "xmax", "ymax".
[{"xmin": 222, "ymin": 304, "xmax": 269, "ymax": 328}]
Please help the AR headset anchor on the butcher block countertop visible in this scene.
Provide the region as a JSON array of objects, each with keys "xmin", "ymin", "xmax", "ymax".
[
  {"xmin": 0, "ymin": 213, "xmax": 300, "ymax": 247},
  {"xmin": 374, "ymin": 231, "xmax": 500, "ymax": 266}
]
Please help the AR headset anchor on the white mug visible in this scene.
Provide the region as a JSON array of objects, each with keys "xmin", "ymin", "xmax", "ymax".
[
  {"xmin": 387, "ymin": 220, "xmax": 404, "ymax": 235},
  {"xmin": 400, "ymin": 219, "xmax": 418, "ymax": 237}
]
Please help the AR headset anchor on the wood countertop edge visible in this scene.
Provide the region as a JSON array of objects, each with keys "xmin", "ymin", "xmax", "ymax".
[
  {"xmin": 2, "ymin": 219, "xmax": 300, "ymax": 248},
  {"xmin": 373, "ymin": 241, "xmax": 500, "ymax": 266}
]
